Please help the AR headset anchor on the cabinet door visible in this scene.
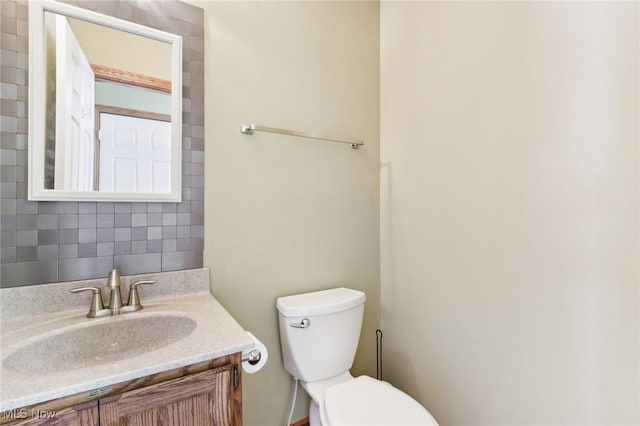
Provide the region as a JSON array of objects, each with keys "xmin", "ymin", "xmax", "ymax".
[
  {"xmin": 3, "ymin": 401, "xmax": 98, "ymax": 426},
  {"xmin": 99, "ymin": 364, "xmax": 238, "ymax": 426}
]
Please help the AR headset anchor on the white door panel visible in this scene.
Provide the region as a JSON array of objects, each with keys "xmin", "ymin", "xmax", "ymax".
[
  {"xmin": 99, "ymin": 113, "xmax": 172, "ymax": 193},
  {"xmin": 54, "ymin": 14, "xmax": 95, "ymax": 191}
]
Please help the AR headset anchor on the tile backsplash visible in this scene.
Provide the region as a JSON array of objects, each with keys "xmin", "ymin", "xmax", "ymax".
[{"xmin": 0, "ymin": 0, "xmax": 205, "ymax": 287}]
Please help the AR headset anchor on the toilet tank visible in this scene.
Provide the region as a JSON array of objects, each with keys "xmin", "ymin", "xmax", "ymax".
[{"xmin": 277, "ymin": 288, "xmax": 366, "ymax": 383}]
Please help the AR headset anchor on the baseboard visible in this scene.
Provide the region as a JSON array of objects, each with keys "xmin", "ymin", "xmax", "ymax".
[{"xmin": 290, "ymin": 416, "xmax": 310, "ymax": 426}]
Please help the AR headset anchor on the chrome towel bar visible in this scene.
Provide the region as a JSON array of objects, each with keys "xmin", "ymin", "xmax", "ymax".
[{"xmin": 241, "ymin": 123, "xmax": 364, "ymax": 149}]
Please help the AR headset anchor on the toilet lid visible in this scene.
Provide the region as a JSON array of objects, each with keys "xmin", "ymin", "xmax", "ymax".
[{"xmin": 323, "ymin": 376, "xmax": 438, "ymax": 426}]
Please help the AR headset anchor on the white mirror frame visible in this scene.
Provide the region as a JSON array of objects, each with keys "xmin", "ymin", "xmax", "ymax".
[{"xmin": 28, "ymin": 0, "xmax": 183, "ymax": 202}]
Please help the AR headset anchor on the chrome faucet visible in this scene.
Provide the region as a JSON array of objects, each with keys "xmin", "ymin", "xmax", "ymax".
[{"xmin": 70, "ymin": 269, "xmax": 157, "ymax": 318}]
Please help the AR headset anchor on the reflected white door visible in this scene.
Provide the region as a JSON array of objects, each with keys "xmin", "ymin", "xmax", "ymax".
[
  {"xmin": 54, "ymin": 14, "xmax": 95, "ymax": 191},
  {"xmin": 98, "ymin": 114, "xmax": 172, "ymax": 193}
]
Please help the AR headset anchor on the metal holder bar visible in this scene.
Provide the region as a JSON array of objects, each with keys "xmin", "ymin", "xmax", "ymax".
[
  {"xmin": 243, "ymin": 349, "xmax": 262, "ymax": 365},
  {"xmin": 241, "ymin": 123, "xmax": 364, "ymax": 149}
]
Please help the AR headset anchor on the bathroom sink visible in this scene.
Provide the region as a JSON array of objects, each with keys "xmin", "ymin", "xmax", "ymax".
[{"xmin": 2, "ymin": 315, "xmax": 197, "ymax": 374}]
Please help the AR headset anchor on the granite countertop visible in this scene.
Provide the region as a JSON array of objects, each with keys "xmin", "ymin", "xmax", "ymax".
[{"xmin": 0, "ymin": 268, "xmax": 254, "ymax": 411}]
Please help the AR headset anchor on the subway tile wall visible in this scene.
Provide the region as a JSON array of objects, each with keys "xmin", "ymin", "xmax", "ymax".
[{"xmin": 0, "ymin": 0, "xmax": 205, "ymax": 287}]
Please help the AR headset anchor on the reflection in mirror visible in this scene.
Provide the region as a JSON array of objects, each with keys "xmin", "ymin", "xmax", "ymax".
[
  {"xmin": 45, "ymin": 12, "xmax": 172, "ymax": 193},
  {"xmin": 29, "ymin": 1, "xmax": 182, "ymax": 202}
]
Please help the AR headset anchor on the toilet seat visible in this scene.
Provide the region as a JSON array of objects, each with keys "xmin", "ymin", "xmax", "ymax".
[{"xmin": 321, "ymin": 376, "xmax": 438, "ymax": 425}]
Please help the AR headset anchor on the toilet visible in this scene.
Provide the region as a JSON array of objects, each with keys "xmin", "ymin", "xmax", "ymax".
[{"xmin": 277, "ymin": 287, "xmax": 438, "ymax": 426}]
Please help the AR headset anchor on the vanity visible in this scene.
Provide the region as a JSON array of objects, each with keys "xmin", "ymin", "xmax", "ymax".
[{"xmin": 0, "ymin": 268, "xmax": 254, "ymax": 425}]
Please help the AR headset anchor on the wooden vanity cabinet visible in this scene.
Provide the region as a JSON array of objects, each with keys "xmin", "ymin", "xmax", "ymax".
[
  {"xmin": 3, "ymin": 354, "xmax": 242, "ymax": 426},
  {"xmin": 100, "ymin": 363, "xmax": 238, "ymax": 426}
]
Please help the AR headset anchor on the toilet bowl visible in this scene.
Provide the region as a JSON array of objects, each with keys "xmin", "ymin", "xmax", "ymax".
[{"xmin": 277, "ymin": 288, "xmax": 438, "ymax": 426}]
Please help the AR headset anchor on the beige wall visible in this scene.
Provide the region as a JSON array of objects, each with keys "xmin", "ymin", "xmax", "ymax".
[
  {"xmin": 381, "ymin": 2, "xmax": 639, "ymax": 425},
  {"xmin": 67, "ymin": 15, "xmax": 172, "ymax": 80},
  {"xmin": 193, "ymin": 2, "xmax": 380, "ymax": 425}
]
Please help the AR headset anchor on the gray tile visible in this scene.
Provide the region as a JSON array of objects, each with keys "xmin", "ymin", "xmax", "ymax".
[
  {"xmin": 0, "ymin": 149, "xmax": 16, "ymax": 166},
  {"xmin": 162, "ymin": 250, "xmax": 203, "ymax": 272},
  {"xmin": 114, "ymin": 202, "xmax": 132, "ymax": 213},
  {"xmin": 1, "ymin": 247, "xmax": 16, "ymax": 263},
  {"xmin": 16, "ymin": 214, "xmax": 36, "ymax": 230},
  {"xmin": 78, "ymin": 214, "xmax": 97, "ymax": 228},
  {"xmin": 176, "ymin": 238, "xmax": 191, "ymax": 251},
  {"xmin": 78, "ymin": 202, "xmax": 97, "ymax": 214},
  {"xmin": 114, "ymin": 227, "xmax": 131, "ymax": 241},
  {"xmin": 59, "ymin": 244, "xmax": 79, "ymax": 259},
  {"xmin": 78, "ymin": 243, "xmax": 97, "ymax": 258},
  {"xmin": 163, "ymin": 203, "xmax": 177, "ymax": 213},
  {"xmin": 38, "ymin": 202, "xmax": 58, "ymax": 214},
  {"xmin": 1, "ymin": 198, "xmax": 16, "ymax": 214},
  {"xmin": 59, "ymin": 214, "xmax": 78, "ymax": 229},
  {"xmin": 114, "ymin": 253, "xmax": 161, "ymax": 275},
  {"xmin": 162, "ymin": 213, "xmax": 177, "ymax": 226},
  {"xmin": 131, "ymin": 213, "xmax": 147, "ymax": 227},
  {"xmin": 162, "ymin": 226, "xmax": 176, "ymax": 239},
  {"xmin": 97, "ymin": 203, "xmax": 114, "ymax": 213},
  {"xmin": 16, "ymin": 246, "xmax": 38, "ymax": 262},
  {"xmin": 191, "ymin": 225, "xmax": 204, "ymax": 238},
  {"xmin": 177, "ymin": 200, "xmax": 190, "ymax": 213},
  {"xmin": 59, "ymin": 256, "xmax": 113, "ymax": 282},
  {"xmin": 147, "ymin": 226, "xmax": 162, "ymax": 240},
  {"xmin": 190, "ymin": 188, "xmax": 204, "ymax": 201},
  {"xmin": 79, "ymin": 228, "xmax": 97, "ymax": 243},
  {"xmin": 16, "ymin": 230, "xmax": 36, "ymax": 246},
  {"xmin": 162, "ymin": 239, "xmax": 176, "ymax": 252},
  {"xmin": 37, "ymin": 214, "xmax": 57, "ymax": 230},
  {"xmin": 147, "ymin": 203, "xmax": 163, "ymax": 213},
  {"xmin": 97, "ymin": 214, "xmax": 114, "ymax": 228},
  {"xmin": 115, "ymin": 213, "xmax": 131, "ymax": 227},
  {"xmin": 1, "ymin": 165, "xmax": 16, "ymax": 182},
  {"xmin": 147, "ymin": 239, "xmax": 162, "ymax": 253},
  {"xmin": 132, "ymin": 203, "xmax": 147, "ymax": 213},
  {"xmin": 58, "ymin": 202, "xmax": 78, "ymax": 214},
  {"xmin": 16, "ymin": 199, "xmax": 37, "ymax": 214},
  {"xmin": 1, "ymin": 182, "xmax": 16, "ymax": 197},
  {"xmin": 97, "ymin": 242, "xmax": 114, "ymax": 257},
  {"xmin": 0, "ymin": 260, "xmax": 58, "ymax": 288},
  {"xmin": 38, "ymin": 229, "xmax": 58, "ymax": 244},
  {"xmin": 1, "ymin": 214, "xmax": 16, "ymax": 231},
  {"xmin": 191, "ymin": 200, "xmax": 204, "ymax": 213},
  {"xmin": 15, "ymin": 182, "xmax": 26, "ymax": 198},
  {"xmin": 37, "ymin": 244, "xmax": 58, "ymax": 261},
  {"xmin": 190, "ymin": 213, "xmax": 204, "ymax": 225},
  {"xmin": 97, "ymin": 228, "xmax": 114, "ymax": 242},
  {"xmin": 59, "ymin": 229, "xmax": 78, "ymax": 244},
  {"xmin": 177, "ymin": 225, "xmax": 190, "ymax": 239},
  {"xmin": 131, "ymin": 226, "xmax": 146, "ymax": 241},
  {"xmin": 176, "ymin": 213, "xmax": 191, "ymax": 225},
  {"xmin": 1, "ymin": 230, "xmax": 15, "ymax": 246},
  {"xmin": 191, "ymin": 163, "xmax": 204, "ymax": 176},
  {"xmin": 190, "ymin": 176, "xmax": 204, "ymax": 188},
  {"xmin": 114, "ymin": 241, "xmax": 131, "ymax": 256},
  {"xmin": 147, "ymin": 213, "xmax": 162, "ymax": 226},
  {"xmin": 191, "ymin": 238, "xmax": 204, "ymax": 251},
  {"xmin": 131, "ymin": 240, "xmax": 147, "ymax": 254}
]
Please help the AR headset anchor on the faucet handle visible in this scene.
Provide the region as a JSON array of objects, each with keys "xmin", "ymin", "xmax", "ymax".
[
  {"xmin": 126, "ymin": 280, "xmax": 157, "ymax": 311},
  {"xmin": 69, "ymin": 286, "xmax": 107, "ymax": 318},
  {"xmin": 107, "ymin": 269, "xmax": 121, "ymax": 289}
]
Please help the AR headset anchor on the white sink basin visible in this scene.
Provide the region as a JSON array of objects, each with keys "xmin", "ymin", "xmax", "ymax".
[{"xmin": 3, "ymin": 315, "xmax": 197, "ymax": 373}]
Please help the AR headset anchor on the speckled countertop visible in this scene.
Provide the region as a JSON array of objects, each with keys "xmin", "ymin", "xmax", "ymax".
[{"xmin": 0, "ymin": 268, "xmax": 254, "ymax": 411}]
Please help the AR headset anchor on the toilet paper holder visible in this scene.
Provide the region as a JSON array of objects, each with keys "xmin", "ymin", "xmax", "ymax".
[{"xmin": 243, "ymin": 349, "xmax": 262, "ymax": 365}]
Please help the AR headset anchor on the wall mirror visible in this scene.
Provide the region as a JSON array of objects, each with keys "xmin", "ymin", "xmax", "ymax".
[{"xmin": 28, "ymin": 0, "xmax": 183, "ymax": 202}]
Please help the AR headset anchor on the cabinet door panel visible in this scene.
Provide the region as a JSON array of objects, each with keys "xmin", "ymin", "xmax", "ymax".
[{"xmin": 99, "ymin": 365, "xmax": 234, "ymax": 426}]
